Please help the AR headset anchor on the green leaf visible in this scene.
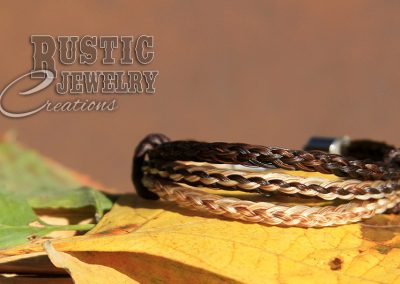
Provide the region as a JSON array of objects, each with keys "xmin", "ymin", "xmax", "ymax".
[
  {"xmin": 0, "ymin": 191, "xmax": 37, "ymax": 226},
  {"xmin": 0, "ymin": 141, "xmax": 112, "ymax": 215},
  {"xmin": 0, "ymin": 191, "xmax": 95, "ymax": 249}
]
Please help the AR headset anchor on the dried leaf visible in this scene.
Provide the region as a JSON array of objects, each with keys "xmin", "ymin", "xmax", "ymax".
[
  {"xmin": 44, "ymin": 241, "xmax": 137, "ymax": 284},
  {"xmin": 2, "ymin": 194, "xmax": 400, "ymax": 283}
]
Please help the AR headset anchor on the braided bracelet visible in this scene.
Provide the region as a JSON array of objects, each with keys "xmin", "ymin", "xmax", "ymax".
[{"xmin": 132, "ymin": 134, "xmax": 400, "ymax": 227}]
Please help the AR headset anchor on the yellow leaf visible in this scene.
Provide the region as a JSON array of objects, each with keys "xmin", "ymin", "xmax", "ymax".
[
  {"xmin": 44, "ymin": 241, "xmax": 137, "ymax": 284},
  {"xmin": 2, "ymin": 193, "xmax": 400, "ymax": 283}
]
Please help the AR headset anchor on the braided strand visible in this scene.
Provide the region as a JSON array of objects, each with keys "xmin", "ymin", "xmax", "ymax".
[
  {"xmin": 143, "ymin": 176, "xmax": 400, "ymax": 227},
  {"xmin": 142, "ymin": 162, "xmax": 399, "ymax": 201},
  {"xmin": 148, "ymin": 141, "xmax": 400, "ymax": 180},
  {"xmin": 132, "ymin": 134, "xmax": 400, "ymax": 227}
]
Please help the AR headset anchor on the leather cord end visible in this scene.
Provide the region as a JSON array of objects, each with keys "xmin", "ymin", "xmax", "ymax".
[{"xmin": 132, "ymin": 133, "xmax": 170, "ymax": 200}]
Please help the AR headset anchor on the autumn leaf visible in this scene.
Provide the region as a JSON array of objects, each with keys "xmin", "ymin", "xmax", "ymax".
[
  {"xmin": 2, "ymin": 192, "xmax": 400, "ymax": 283},
  {"xmin": 44, "ymin": 241, "xmax": 138, "ymax": 284}
]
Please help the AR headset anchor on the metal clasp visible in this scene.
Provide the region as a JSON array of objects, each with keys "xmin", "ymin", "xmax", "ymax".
[{"xmin": 304, "ymin": 136, "xmax": 350, "ymax": 155}]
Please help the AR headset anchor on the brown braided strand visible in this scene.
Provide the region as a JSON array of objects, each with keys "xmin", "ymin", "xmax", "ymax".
[
  {"xmin": 132, "ymin": 134, "xmax": 400, "ymax": 227},
  {"xmin": 142, "ymin": 162, "xmax": 399, "ymax": 200},
  {"xmin": 148, "ymin": 141, "xmax": 400, "ymax": 180}
]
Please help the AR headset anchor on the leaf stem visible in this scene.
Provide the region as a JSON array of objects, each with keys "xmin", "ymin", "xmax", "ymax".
[{"xmin": 46, "ymin": 223, "xmax": 95, "ymax": 232}]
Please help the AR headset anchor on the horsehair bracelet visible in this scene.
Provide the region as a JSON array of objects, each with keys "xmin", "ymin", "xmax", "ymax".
[{"xmin": 132, "ymin": 134, "xmax": 400, "ymax": 227}]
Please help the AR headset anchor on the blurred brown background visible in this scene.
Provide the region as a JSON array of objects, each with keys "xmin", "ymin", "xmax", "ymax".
[{"xmin": 0, "ymin": 1, "xmax": 399, "ymax": 193}]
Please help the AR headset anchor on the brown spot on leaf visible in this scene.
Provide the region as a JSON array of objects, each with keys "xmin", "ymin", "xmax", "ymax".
[
  {"xmin": 375, "ymin": 245, "xmax": 391, "ymax": 254},
  {"xmin": 27, "ymin": 234, "xmax": 39, "ymax": 242},
  {"xmin": 373, "ymin": 243, "xmax": 400, "ymax": 254},
  {"xmin": 329, "ymin": 257, "xmax": 343, "ymax": 271},
  {"xmin": 91, "ymin": 224, "xmax": 139, "ymax": 236}
]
